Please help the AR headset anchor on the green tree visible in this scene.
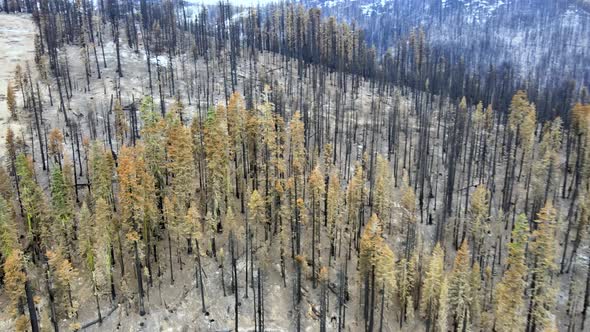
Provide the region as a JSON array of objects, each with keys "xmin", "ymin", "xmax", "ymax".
[
  {"xmin": 16, "ymin": 154, "xmax": 48, "ymax": 250},
  {"xmin": 0, "ymin": 196, "xmax": 18, "ymax": 258},
  {"xmin": 50, "ymin": 168, "xmax": 75, "ymax": 258}
]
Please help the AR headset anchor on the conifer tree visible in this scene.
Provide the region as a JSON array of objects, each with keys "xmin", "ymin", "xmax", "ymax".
[
  {"xmin": 114, "ymin": 99, "xmax": 128, "ymax": 146},
  {"xmin": 374, "ymin": 241, "xmax": 396, "ymax": 304},
  {"xmin": 326, "ymin": 168, "xmax": 341, "ymax": 263},
  {"xmin": 48, "ymin": 128, "xmax": 65, "ymax": 166},
  {"xmin": 359, "ymin": 238, "xmax": 396, "ymax": 331},
  {"xmin": 360, "ymin": 214, "xmax": 383, "ymax": 274},
  {"xmin": 50, "ymin": 168, "xmax": 75, "ymax": 258},
  {"xmin": 166, "ymin": 113, "xmax": 195, "ymax": 215},
  {"xmin": 469, "ymin": 262, "xmax": 483, "ymax": 329},
  {"xmin": 508, "ymin": 91, "xmax": 537, "ymax": 154},
  {"xmin": 532, "ymin": 118, "xmax": 562, "ymax": 214},
  {"xmin": 184, "ymin": 203, "xmax": 206, "ymax": 313},
  {"xmin": 494, "ymin": 214, "xmax": 529, "ymax": 332},
  {"xmin": 401, "ymin": 174, "xmax": 417, "ymax": 258},
  {"xmin": 448, "ymin": 240, "xmax": 471, "ymax": 331},
  {"xmin": 92, "ymin": 197, "xmax": 114, "ymax": 297},
  {"xmin": 0, "ymin": 196, "xmax": 18, "ymax": 258},
  {"xmin": 309, "ymin": 166, "xmax": 324, "ymax": 287},
  {"xmin": 7, "ymin": 81, "xmax": 17, "ymax": 120},
  {"xmin": 420, "ymin": 244, "xmax": 445, "ymax": 331},
  {"xmin": 78, "ymin": 202, "xmax": 105, "ymax": 322},
  {"xmin": 397, "ymin": 254, "xmax": 417, "ymax": 327},
  {"xmin": 89, "ymin": 143, "xmax": 114, "ymax": 205},
  {"xmin": 204, "ymin": 105, "xmax": 230, "ymax": 218},
  {"xmin": 163, "ymin": 195, "xmax": 180, "ymax": 284},
  {"xmin": 3, "ymin": 249, "xmax": 27, "ymax": 322},
  {"xmin": 47, "ymin": 248, "xmax": 79, "ymax": 323},
  {"xmin": 373, "ymin": 154, "xmax": 392, "ymax": 221},
  {"xmin": 118, "ymin": 145, "xmax": 156, "ymax": 316},
  {"xmin": 505, "ymin": 90, "xmax": 537, "ymax": 209},
  {"xmin": 437, "ymin": 276, "xmax": 449, "ymax": 332},
  {"xmin": 248, "ymin": 189, "xmax": 266, "ymax": 241},
  {"xmin": 468, "ymin": 186, "xmax": 489, "ymax": 263},
  {"xmin": 528, "ymin": 203, "xmax": 558, "ymax": 331},
  {"xmin": 347, "ymin": 162, "xmax": 364, "ymax": 248},
  {"xmin": 140, "ymin": 97, "xmax": 167, "ymax": 214},
  {"xmin": 16, "ymin": 154, "xmax": 47, "ymax": 250}
]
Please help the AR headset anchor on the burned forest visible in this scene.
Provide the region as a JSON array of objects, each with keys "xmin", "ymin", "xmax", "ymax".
[{"xmin": 0, "ymin": 0, "xmax": 589, "ymax": 331}]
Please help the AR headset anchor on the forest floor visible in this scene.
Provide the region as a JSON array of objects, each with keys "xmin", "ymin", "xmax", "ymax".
[{"xmin": 0, "ymin": 13, "xmax": 35, "ymax": 155}]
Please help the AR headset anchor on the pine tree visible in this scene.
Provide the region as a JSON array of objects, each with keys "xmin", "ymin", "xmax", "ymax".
[
  {"xmin": 508, "ymin": 90, "xmax": 537, "ymax": 181},
  {"xmin": 118, "ymin": 145, "xmax": 156, "ymax": 316},
  {"xmin": 166, "ymin": 115, "xmax": 195, "ymax": 212},
  {"xmin": 6, "ymin": 81, "xmax": 17, "ymax": 120},
  {"xmin": 0, "ymin": 196, "xmax": 18, "ymax": 258},
  {"xmin": 360, "ymin": 214, "xmax": 383, "ymax": 274},
  {"xmin": 89, "ymin": 143, "xmax": 115, "ymax": 205},
  {"xmin": 494, "ymin": 214, "xmax": 529, "ymax": 332},
  {"xmin": 448, "ymin": 240, "xmax": 471, "ymax": 331},
  {"xmin": 373, "ymin": 154, "xmax": 392, "ymax": 221},
  {"xmin": 374, "ymin": 241, "xmax": 396, "ymax": 304},
  {"xmin": 140, "ymin": 97, "xmax": 167, "ymax": 215},
  {"xmin": 3, "ymin": 249, "xmax": 27, "ymax": 317},
  {"xmin": 114, "ymin": 99, "xmax": 128, "ymax": 146},
  {"xmin": 93, "ymin": 197, "xmax": 114, "ymax": 293},
  {"xmin": 204, "ymin": 105, "xmax": 230, "ymax": 217},
  {"xmin": 468, "ymin": 186, "xmax": 489, "ymax": 263},
  {"xmin": 48, "ymin": 128, "xmax": 64, "ymax": 165},
  {"xmin": 347, "ymin": 162, "xmax": 364, "ymax": 248},
  {"xmin": 290, "ymin": 111, "xmax": 306, "ymax": 180},
  {"xmin": 420, "ymin": 243, "xmax": 445, "ymax": 331},
  {"xmin": 50, "ymin": 168, "xmax": 75, "ymax": 257},
  {"xmin": 401, "ymin": 174, "xmax": 417, "ymax": 258},
  {"xmin": 16, "ymin": 154, "xmax": 47, "ymax": 248},
  {"xmin": 437, "ymin": 276, "xmax": 449, "ymax": 332},
  {"xmin": 248, "ymin": 189, "xmax": 267, "ymax": 241},
  {"xmin": 47, "ymin": 248, "xmax": 79, "ymax": 322},
  {"xmin": 508, "ymin": 91, "xmax": 537, "ymax": 153},
  {"xmin": 326, "ymin": 168, "xmax": 341, "ymax": 263},
  {"xmin": 309, "ymin": 165, "xmax": 324, "ymax": 287},
  {"xmin": 184, "ymin": 203, "xmax": 206, "ymax": 313},
  {"xmin": 532, "ymin": 118, "xmax": 562, "ymax": 213},
  {"xmin": 528, "ymin": 203, "xmax": 558, "ymax": 331},
  {"xmin": 469, "ymin": 262, "xmax": 483, "ymax": 329},
  {"xmin": 78, "ymin": 202, "xmax": 103, "ymax": 321},
  {"xmin": 397, "ymin": 254, "xmax": 417, "ymax": 326}
]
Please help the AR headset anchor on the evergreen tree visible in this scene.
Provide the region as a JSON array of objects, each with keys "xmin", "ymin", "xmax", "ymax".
[
  {"xmin": 0, "ymin": 196, "xmax": 18, "ymax": 258},
  {"xmin": 448, "ymin": 241, "xmax": 471, "ymax": 331},
  {"xmin": 6, "ymin": 81, "xmax": 17, "ymax": 120},
  {"xmin": 420, "ymin": 244, "xmax": 445, "ymax": 331},
  {"xmin": 494, "ymin": 214, "xmax": 529, "ymax": 332},
  {"xmin": 437, "ymin": 276, "xmax": 449, "ymax": 332},
  {"xmin": 50, "ymin": 168, "xmax": 75, "ymax": 257},
  {"xmin": 528, "ymin": 203, "xmax": 558, "ymax": 331}
]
